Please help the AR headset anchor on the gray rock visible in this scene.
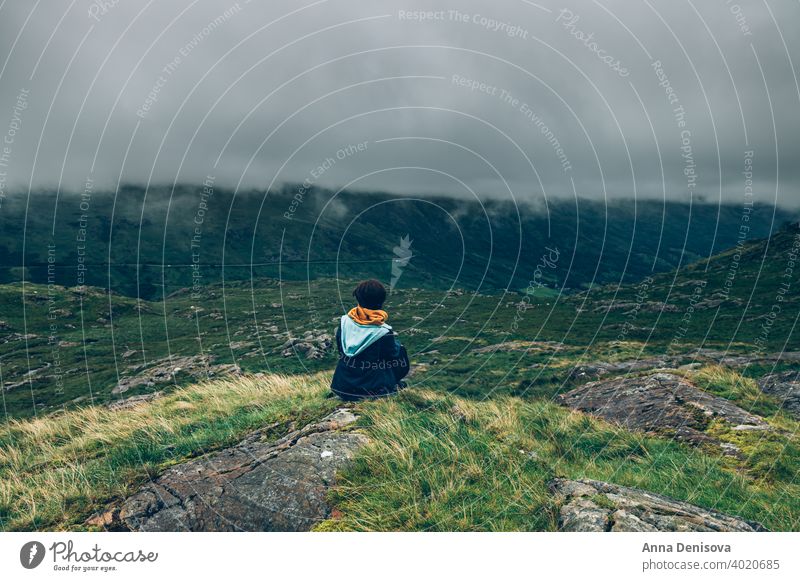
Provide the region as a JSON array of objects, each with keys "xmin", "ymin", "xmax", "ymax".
[
  {"xmin": 549, "ymin": 478, "xmax": 766, "ymax": 532},
  {"xmin": 280, "ymin": 333, "xmax": 333, "ymax": 359},
  {"xmin": 3, "ymin": 363, "xmax": 51, "ymax": 391},
  {"xmin": 0, "ymin": 332, "xmax": 38, "ymax": 345},
  {"xmin": 558, "ymin": 495, "xmax": 610, "ymax": 531},
  {"xmin": 118, "ymin": 409, "xmax": 366, "ymax": 531},
  {"xmin": 566, "ymin": 358, "xmax": 679, "ymax": 383},
  {"xmin": 107, "ymin": 391, "xmax": 163, "ymax": 411},
  {"xmin": 557, "ymin": 373, "xmax": 768, "ymax": 447},
  {"xmin": 113, "ymin": 355, "xmax": 241, "ymax": 394},
  {"xmin": 758, "ymin": 371, "xmax": 800, "ymax": 419},
  {"xmin": 693, "ymin": 349, "xmax": 800, "ymax": 366},
  {"xmin": 593, "ymin": 300, "xmax": 679, "ymax": 314},
  {"xmin": 472, "ymin": 340, "xmax": 564, "ymax": 354}
]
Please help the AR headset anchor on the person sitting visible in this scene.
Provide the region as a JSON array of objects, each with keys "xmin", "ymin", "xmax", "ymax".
[{"xmin": 330, "ymin": 279, "xmax": 410, "ymax": 401}]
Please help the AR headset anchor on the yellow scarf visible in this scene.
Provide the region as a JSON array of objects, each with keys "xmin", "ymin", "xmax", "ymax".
[{"xmin": 348, "ymin": 306, "xmax": 388, "ymax": 326}]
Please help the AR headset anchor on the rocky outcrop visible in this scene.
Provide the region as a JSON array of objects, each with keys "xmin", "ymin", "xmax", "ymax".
[
  {"xmin": 106, "ymin": 391, "xmax": 163, "ymax": 411},
  {"xmin": 117, "ymin": 409, "xmax": 366, "ymax": 531},
  {"xmin": 113, "ymin": 355, "xmax": 241, "ymax": 395},
  {"xmin": 557, "ymin": 373, "xmax": 768, "ymax": 448},
  {"xmin": 472, "ymin": 340, "xmax": 564, "ymax": 354},
  {"xmin": 758, "ymin": 371, "xmax": 800, "ymax": 419},
  {"xmin": 592, "ymin": 300, "xmax": 680, "ymax": 314},
  {"xmin": 693, "ymin": 349, "xmax": 800, "ymax": 367},
  {"xmin": 2, "ymin": 363, "xmax": 51, "ymax": 391},
  {"xmin": 280, "ymin": 332, "xmax": 334, "ymax": 359},
  {"xmin": 566, "ymin": 358, "xmax": 682, "ymax": 383},
  {"xmin": 0, "ymin": 332, "xmax": 38, "ymax": 345},
  {"xmin": 566, "ymin": 352, "xmax": 800, "ymax": 384},
  {"xmin": 549, "ymin": 478, "xmax": 765, "ymax": 532}
]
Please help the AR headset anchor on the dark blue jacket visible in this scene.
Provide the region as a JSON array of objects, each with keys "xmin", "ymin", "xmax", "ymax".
[{"xmin": 330, "ymin": 315, "xmax": 409, "ymax": 400}]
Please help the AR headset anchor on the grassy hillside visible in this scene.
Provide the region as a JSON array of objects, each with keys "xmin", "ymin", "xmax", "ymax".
[
  {"xmin": 2, "ymin": 368, "xmax": 798, "ymax": 532},
  {"xmin": 0, "ymin": 223, "xmax": 797, "ymax": 419},
  {"xmin": 0, "ymin": 373, "xmax": 337, "ymax": 531},
  {"xmin": 323, "ymin": 372, "xmax": 800, "ymax": 532},
  {"xmin": 580, "ymin": 222, "xmax": 800, "ymax": 353}
]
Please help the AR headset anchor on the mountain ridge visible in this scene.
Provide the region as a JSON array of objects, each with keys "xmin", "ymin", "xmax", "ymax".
[{"xmin": 1, "ymin": 186, "xmax": 795, "ymax": 299}]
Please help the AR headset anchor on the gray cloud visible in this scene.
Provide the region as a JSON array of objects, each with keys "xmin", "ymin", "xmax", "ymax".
[{"xmin": 0, "ymin": 0, "xmax": 798, "ymax": 207}]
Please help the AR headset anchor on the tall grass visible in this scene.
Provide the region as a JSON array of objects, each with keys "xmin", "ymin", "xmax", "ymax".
[
  {"xmin": 0, "ymin": 373, "xmax": 336, "ymax": 531},
  {"xmin": 320, "ymin": 387, "xmax": 800, "ymax": 531},
  {"xmin": 694, "ymin": 365, "xmax": 765, "ymax": 404},
  {"xmin": 2, "ymin": 368, "xmax": 799, "ymax": 532}
]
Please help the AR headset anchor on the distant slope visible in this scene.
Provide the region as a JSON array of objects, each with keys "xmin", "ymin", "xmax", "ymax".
[
  {"xmin": 0, "ymin": 224, "xmax": 797, "ymax": 419},
  {"xmin": 580, "ymin": 222, "xmax": 800, "ymax": 350},
  {"xmin": 0, "ymin": 186, "xmax": 794, "ymax": 299}
]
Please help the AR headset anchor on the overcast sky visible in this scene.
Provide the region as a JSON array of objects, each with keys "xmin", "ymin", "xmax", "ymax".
[{"xmin": 0, "ymin": 0, "xmax": 798, "ymax": 207}]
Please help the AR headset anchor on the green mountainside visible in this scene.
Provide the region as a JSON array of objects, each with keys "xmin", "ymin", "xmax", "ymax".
[
  {"xmin": 0, "ymin": 186, "xmax": 794, "ymax": 299},
  {"xmin": 0, "ymin": 222, "xmax": 797, "ymax": 419}
]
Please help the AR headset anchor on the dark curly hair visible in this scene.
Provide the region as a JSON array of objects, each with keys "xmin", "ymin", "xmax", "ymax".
[{"xmin": 353, "ymin": 279, "xmax": 387, "ymax": 309}]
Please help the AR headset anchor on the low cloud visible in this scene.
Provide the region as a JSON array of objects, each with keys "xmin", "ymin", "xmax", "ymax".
[{"xmin": 0, "ymin": 0, "xmax": 798, "ymax": 207}]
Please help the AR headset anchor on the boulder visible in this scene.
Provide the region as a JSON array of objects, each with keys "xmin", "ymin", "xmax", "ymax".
[
  {"xmin": 758, "ymin": 371, "xmax": 800, "ymax": 420},
  {"xmin": 549, "ymin": 478, "xmax": 766, "ymax": 532},
  {"xmin": 117, "ymin": 409, "xmax": 366, "ymax": 531},
  {"xmin": 557, "ymin": 373, "xmax": 768, "ymax": 447},
  {"xmin": 280, "ymin": 333, "xmax": 333, "ymax": 359}
]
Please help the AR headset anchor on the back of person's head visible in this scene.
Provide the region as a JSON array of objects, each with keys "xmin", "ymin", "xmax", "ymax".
[{"xmin": 353, "ymin": 279, "xmax": 386, "ymax": 309}]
